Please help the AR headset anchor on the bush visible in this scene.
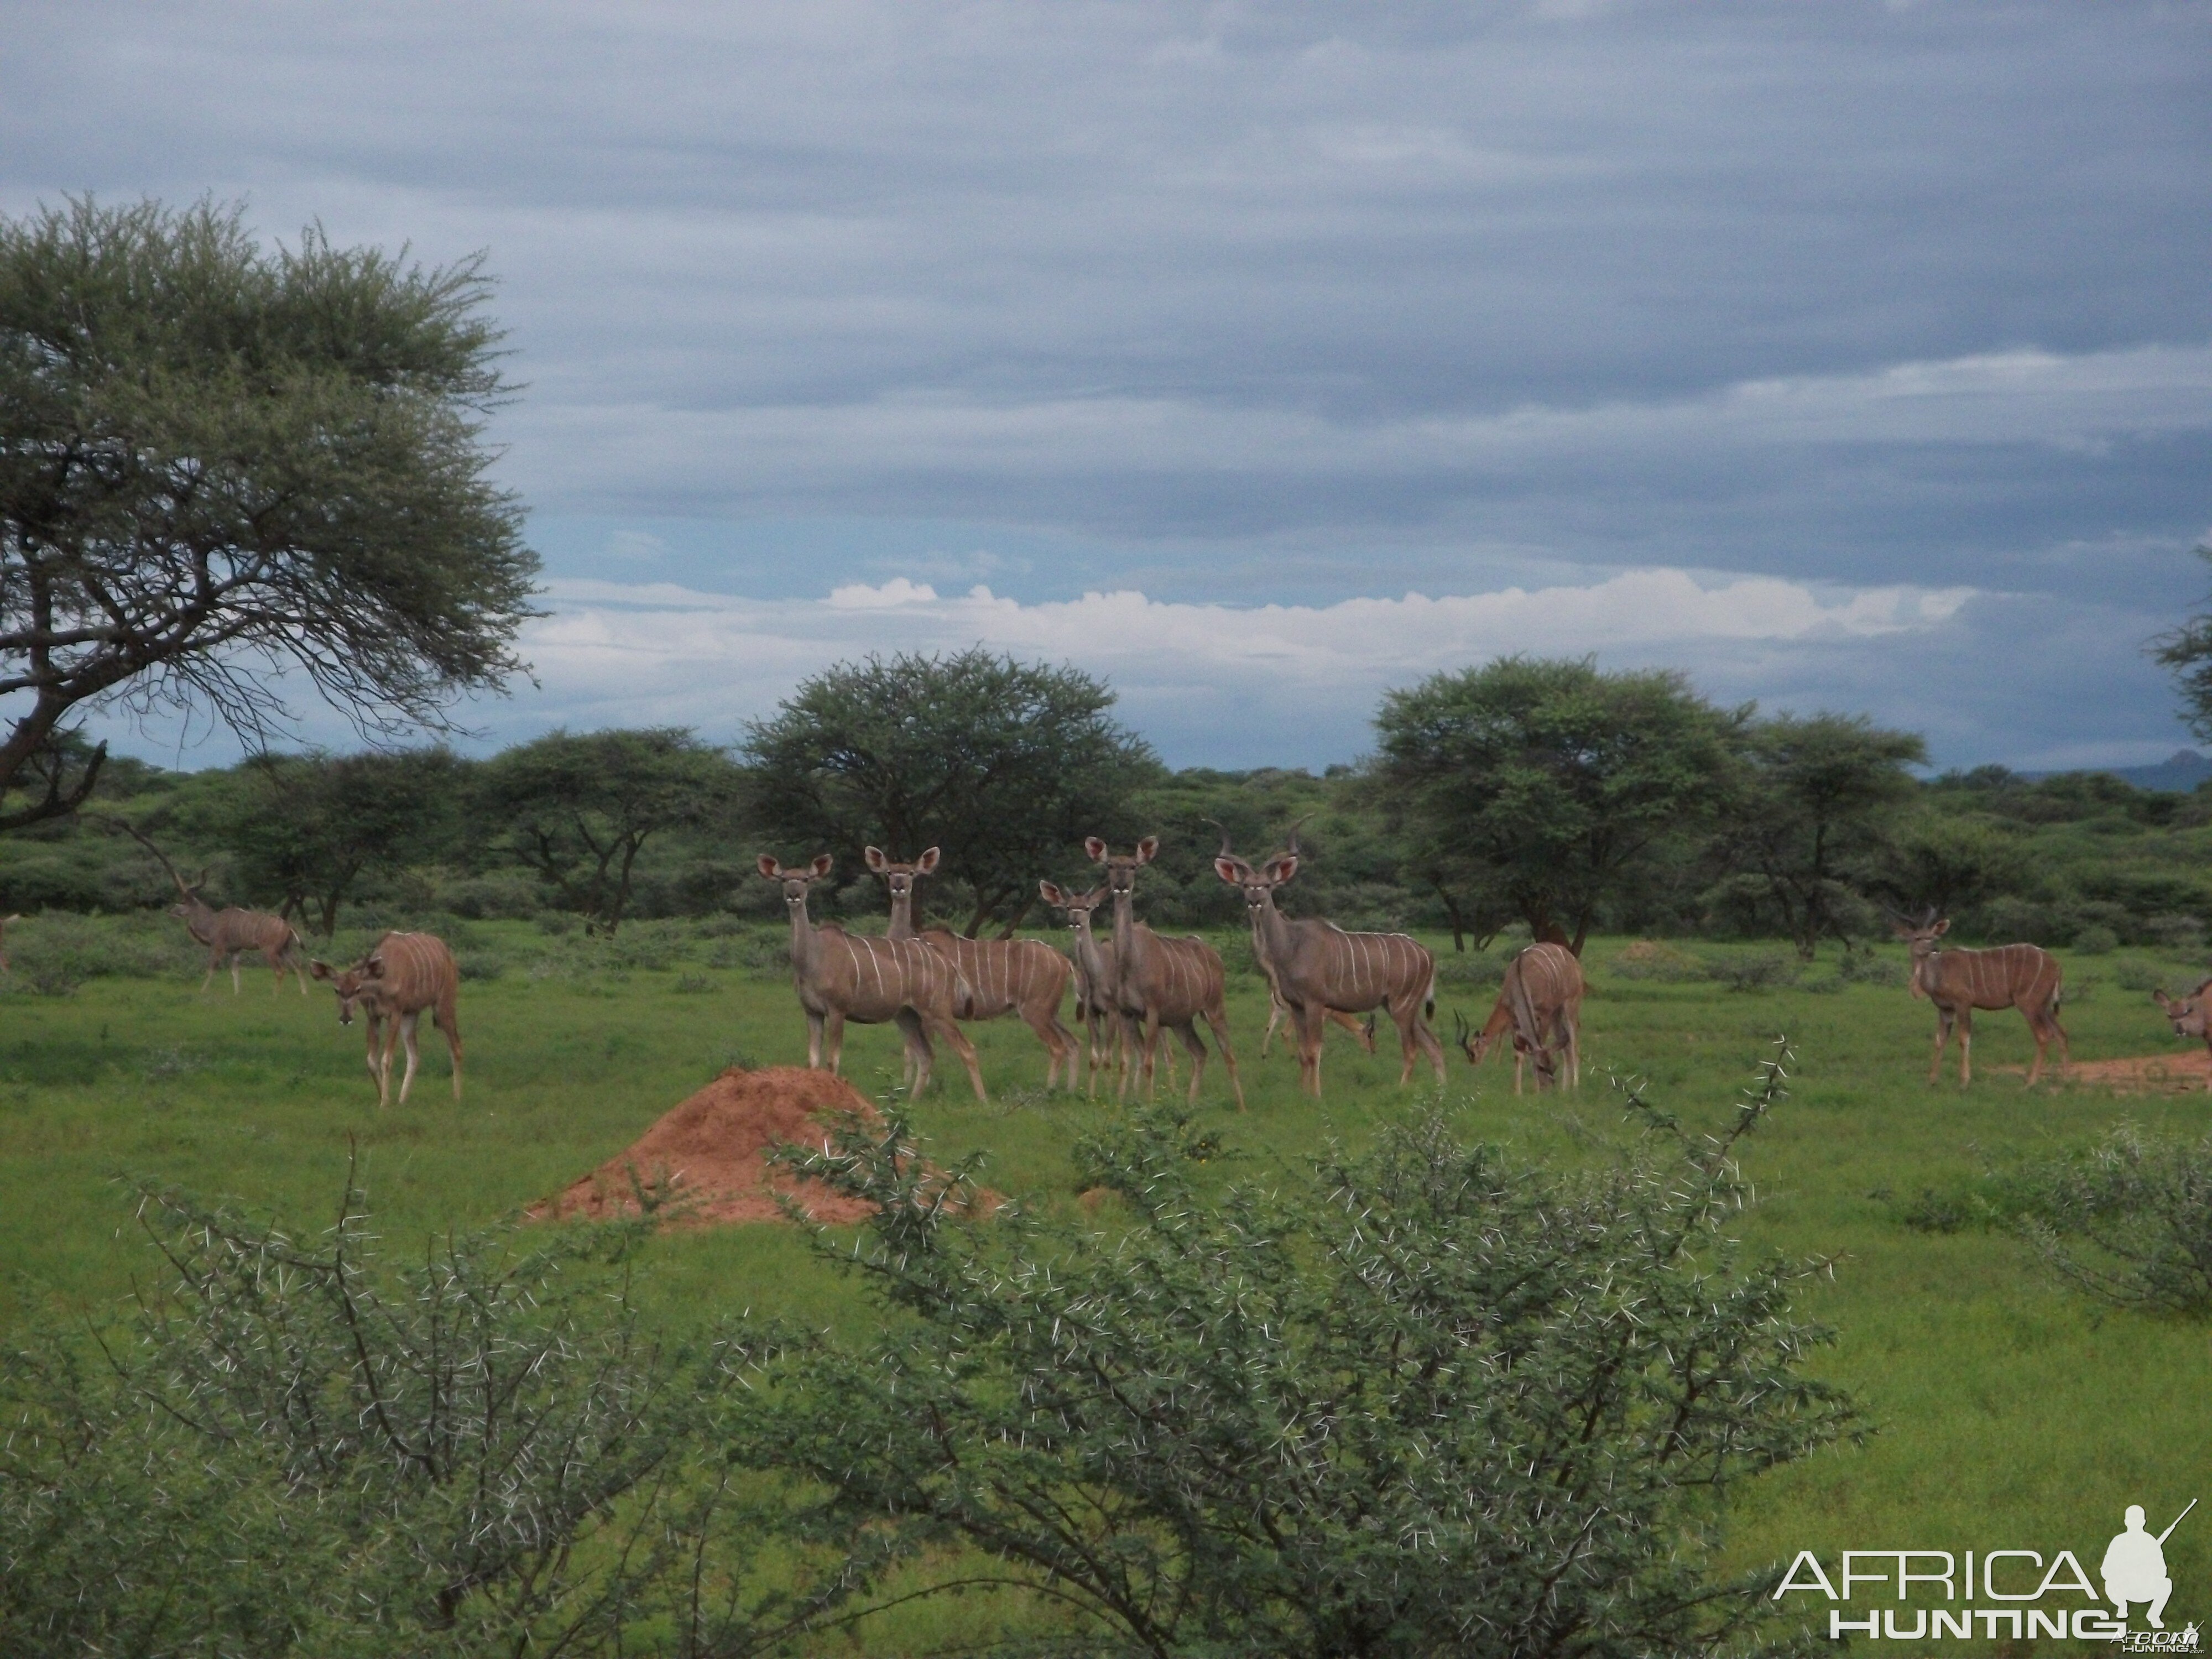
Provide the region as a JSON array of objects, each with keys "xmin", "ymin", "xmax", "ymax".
[
  {"xmin": 1430, "ymin": 948, "xmax": 1507, "ymax": 988},
  {"xmin": 1609, "ymin": 940, "xmax": 1707, "ymax": 983},
  {"xmin": 2074, "ymin": 924, "xmax": 2121, "ymax": 956},
  {"xmin": 454, "ymin": 950, "xmax": 507, "ymax": 982},
  {"xmin": 0, "ymin": 1180, "xmax": 873, "ymax": 1656},
  {"xmin": 708, "ymin": 930, "xmax": 792, "ymax": 975},
  {"xmin": 1701, "ymin": 951, "xmax": 1802, "ymax": 993},
  {"xmin": 2147, "ymin": 912, "xmax": 2207, "ymax": 952},
  {"xmin": 1835, "ymin": 949, "xmax": 1906, "ymax": 987},
  {"xmin": 738, "ymin": 1060, "xmax": 1861, "ymax": 1658},
  {"xmin": 2018, "ymin": 1125, "xmax": 2212, "ymax": 1316}
]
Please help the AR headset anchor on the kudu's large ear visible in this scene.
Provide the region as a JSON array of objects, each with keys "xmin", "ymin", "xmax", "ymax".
[
  {"xmin": 916, "ymin": 846, "xmax": 941, "ymax": 875},
  {"xmin": 1039, "ymin": 880, "xmax": 1066, "ymax": 906},
  {"xmin": 757, "ymin": 854, "xmax": 783, "ymax": 879},
  {"xmin": 309, "ymin": 959, "xmax": 336, "ymax": 980},
  {"xmin": 2153, "ymin": 990, "xmax": 2174, "ymax": 1011},
  {"xmin": 809, "ymin": 853, "xmax": 834, "ymax": 877},
  {"xmin": 1135, "ymin": 836, "xmax": 1159, "ymax": 864},
  {"xmin": 1213, "ymin": 857, "xmax": 1247, "ymax": 884},
  {"xmin": 1932, "ymin": 919, "xmax": 1951, "ymax": 937},
  {"xmin": 864, "ymin": 846, "xmax": 889, "ymax": 873},
  {"xmin": 1084, "ymin": 836, "xmax": 1108, "ymax": 863},
  {"xmin": 1266, "ymin": 854, "xmax": 1299, "ymax": 885},
  {"xmin": 364, "ymin": 954, "xmax": 386, "ymax": 978}
]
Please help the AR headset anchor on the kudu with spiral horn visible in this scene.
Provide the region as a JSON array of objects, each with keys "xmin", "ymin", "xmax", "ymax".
[
  {"xmin": 101, "ymin": 816, "xmax": 308, "ymax": 994},
  {"xmin": 1210, "ymin": 819, "xmax": 1441, "ymax": 1097}
]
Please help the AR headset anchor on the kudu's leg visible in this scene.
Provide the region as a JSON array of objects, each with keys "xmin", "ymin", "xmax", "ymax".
[
  {"xmin": 893, "ymin": 1008, "xmax": 932, "ymax": 1096},
  {"xmin": 1927, "ymin": 1009, "xmax": 1953, "ymax": 1084},
  {"xmin": 230, "ymin": 952, "xmax": 244, "ymax": 995},
  {"xmin": 1206, "ymin": 1006, "xmax": 1245, "ymax": 1110},
  {"xmin": 377, "ymin": 1015, "xmax": 400, "ymax": 1108},
  {"xmin": 437, "ymin": 995, "xmax": 463, "ymax": 1100},
  {"xmin": 364, "ymin": 1014, "xmax": 385, "ymax": 1100},
  {"xmin": 1957, "ymin": 1009, "xmax": 1974, "ymax": 1087},
  {"xmin": 202, "ymin": 949, "xmax": 220, "ymax": 993},
  {"xmin": 822, "ymin": 1010, "xmax": 848, "ymax": 1077},
  {"xmin": 1293, "ymin": 1003, "xmax": 1324, "ymax": 1097},
  {"xmin": 1261, "ymin": 993, "xmax": 1284, "ymax": 1058},
  {"xmin": 804, "ymin": 1009, "xmax": 826, "ymax": 1070},
  {"xmin": 930, "ymin": 1012, "xmax": 988, "ymax": 1103},
  {"xmin": 396, "ymin": 1011, "xmax": 423, "ymax": 1105},
  {"xmin": 1401, "ymin": 1000, "xmax": 1447, "ymax": 1086},
  {"xmin": 1172, "ymin": 1020, "xmax": 1208, "ymax": 1105}
]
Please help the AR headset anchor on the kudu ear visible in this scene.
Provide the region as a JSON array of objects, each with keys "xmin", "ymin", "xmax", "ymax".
[
  {"xmin": 1084, "ymin": 836, "xmax": 1108, "ymax": 863},
  {"xmin": 916, "ymin": 847, "xmax": 940, "ymax": 875},
  {"xmin": 2153, "ymin": 990, "xmax": 2174, "ymax": 1011},
  {"xmin": 809, "ymin": 853, "xmax": 834, "ymax": 877},
  {"xmin": 757, "ymin": 854, "xmax": 783, "ymax": 879},
  {"xmin": 1135, "ymin": 836, "xmax": 1159, "ymax": 864},
  {"xmin": 364, "ymin": 954, "xmax": 386, "ymax": 978},
  {"xmin": 1266, "ymin": 854, "xmax": 1299, "ymax": 885},
  {"xmin": 309, "ymin": 959, "xmax": 336, "ymax": 980},
  {"xmin": 1039, "ymin": 880, "xmax": 1066, "ymax": 906},
  {"xmin": 1213, "ymin": 857, "xmax": 1246, "ymax": 884},
  {"xmin": 1932, "ymin": 919, "xmax": 1951, "ymax": 937},
  {"xmin": 864, "ymin": 846, "xmax": 888, "ymax": 873}
]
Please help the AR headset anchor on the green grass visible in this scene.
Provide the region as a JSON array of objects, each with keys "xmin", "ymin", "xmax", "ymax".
[{"xmin": 4, "ymin": 920, "xmax": 2211, "ymax": 1647}]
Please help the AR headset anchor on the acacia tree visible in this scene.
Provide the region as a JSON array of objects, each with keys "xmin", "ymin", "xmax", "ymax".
[
  {"xmin": 1373, "ymin": 656, "xmax": 1743, "ymax": 953},
  {"xmin": 2150, "ymin": 541, "xmax": 2212, "ymax": 737},
  {"xmin": 205, "ymin": 748, "xmax": 466, "ymax": 935},
  {"xmin": 478, "ymin": 728, "xmax": 739, "ymax": 932},
  {"xmin": 1708, "ymin": 713, "xmax": 1927, "ymax": 958},
  {"xmin": 745, "ymin": 649, "xmax": 1160, "ymax": 936},
  {"xmin": 0, "ymin": 196, "xmax": 538, "ymax": 830}
]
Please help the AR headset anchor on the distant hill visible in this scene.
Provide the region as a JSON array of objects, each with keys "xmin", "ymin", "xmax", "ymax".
[{"xmin": 2021, "ymin": 749, "xmax": 2212, "ymax": 793}]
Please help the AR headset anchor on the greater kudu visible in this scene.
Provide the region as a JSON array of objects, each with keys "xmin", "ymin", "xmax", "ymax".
[
  {"xmin": 1038, "ymin": 879, "xmax": 1146, "ymax": 1098},
  {"xmin": 1453, "ymin": 942, "xmax": 1584, "ymax": 1093},
  {"xmin": 1210, "ymin": 828, "xmax": 1442, "ymax": 1096},
  {"xmin": 1892, "ymin": 911, "xmax": 2068, "ymax": 1086},
  {"xmin": 868, "ymin": 846, "xmax": 1078, "ymax": 1089},
  {"xmin": 109, "ymin": 818, "xmax": 307, "ymax": 993},
  {"xmin": 1087, "ymin": 837, "xmax": 1245, "ymax": 1109},
  {"xmin": 758, "ymin": 854, "xmax": 987, "ymax": 1101},
  {"xmin": 2152, "ymin": 979, "xmax": 2212, "ymax": 1088},
  {"xmin": 309, "ymin": 931, "xmax": 462, "ymax": 1105}
]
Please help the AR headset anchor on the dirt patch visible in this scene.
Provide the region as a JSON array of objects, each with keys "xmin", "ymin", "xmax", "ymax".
[
  {"xmin": 531, "ymin": 1066, "xmax": 883, "ymax": 1227},
  {"xmin": 1993, "ymin": 1050, "xmax": 2212, "ymax": 1093}
]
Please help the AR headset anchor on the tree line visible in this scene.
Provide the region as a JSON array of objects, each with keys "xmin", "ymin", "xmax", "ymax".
[{"xmin": 10, "ymin": 645, "xmax": 2212, "ymax": 958}]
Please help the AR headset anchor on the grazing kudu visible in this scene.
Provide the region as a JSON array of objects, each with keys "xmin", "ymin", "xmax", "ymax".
[
  {"xmin": 2151, "ymin": 979, "xmax": 2212, "ymax": 1089},
  {"xmin": 111, "ymin": 819, "xmax": 307, "ymax": 994},
  {"xmin": 1453, "ymin": 942, "xmax": 1584, "ymax": 1093},
  {"xmin": 758, "ymin": 854, "xmax": 987, "ymax": 1101},
  {"xmin": 0, "ymin": 914, "xmax": 19, "ymax": 974},
  {"xmin": 1211, "ymin": 830, "xmax": 1442, "ymax": 1097},
  {"xmin": 867, "ymin": 846, "xmax": 1078, "ymax": 1090},
  {"xmin": 1087, "ymin": 837, "xmax": 1245, "ymax": 1109},
  {"xmin": 308, "ymin": 932, "xmax": 462, "ymax": 1105},
  {"xmin": 1892, "ymin": 912, "xmax": 2068, "ymax": 1086}
]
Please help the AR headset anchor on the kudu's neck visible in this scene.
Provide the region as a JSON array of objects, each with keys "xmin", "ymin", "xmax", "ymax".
[
  {"xmin": 786, "ymin": 897, "xmax": 822, "ymax": 974},
  {"xmin": 1110, "ymin": 883, "xmax": 1145, "ymax": 973},
  {"xmin": 885, "ymin": 885, "xmax": 917, "ymax": 940}
]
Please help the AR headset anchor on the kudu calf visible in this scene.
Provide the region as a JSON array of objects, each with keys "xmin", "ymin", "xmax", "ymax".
[
  {"xmin": 111, "ymin": 819, "xmax": 307, "ymax": 994},
  {"xmin": 1454, "ymin": 942, "xmax": 1584, "ymax": 1093},
  {"xmin": 868, "ymin": 846, "xmax": 1079, "ymax": 1089},
  {"xmin": 2151, "ymin": 979, "xmax": 2212, "ymax": 1089},
  {"xmin": 1893, "ymin": 912, "xmax": 2068, "ymax": 1086},
  {"xmin": 1211, "ymin": 829, "xmax": 1442, "ymax": 1097},
  {"xmin": 1088, "ymin": 837, "xmax": 1245, "ymax": 1109},
  {"xmin": 758, "ymin": 854, "xmax": 987, "ymax": 1101},
  {"xmin": 309, "ymin": 932, "xmax": 462, "ymax": 1105}
]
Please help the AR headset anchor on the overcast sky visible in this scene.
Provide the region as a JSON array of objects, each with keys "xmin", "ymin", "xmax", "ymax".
[{"xmin": 8, "ymin": 1, "xmax": 2210, "ymax": 770}]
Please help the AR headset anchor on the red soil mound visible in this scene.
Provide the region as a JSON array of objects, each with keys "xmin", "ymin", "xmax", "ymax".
[
  {"xmin": 532, "ymin": 1066, "xmax": 881, "ymax": 1226},
  {"xmin": 1994, "ymin": 1050, "xmax": 2212, "ymax": 1093}
]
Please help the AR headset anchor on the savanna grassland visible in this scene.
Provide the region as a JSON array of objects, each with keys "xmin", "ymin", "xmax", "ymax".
[{"xmin": 3, "ymin": 916, "xmax": 2210, "ymax": 1650}]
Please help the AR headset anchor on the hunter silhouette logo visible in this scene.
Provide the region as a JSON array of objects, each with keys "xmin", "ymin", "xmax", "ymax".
[{"xmin": 1777, "ymin": 1498, "xmax": 2198, "ymax": 1644}]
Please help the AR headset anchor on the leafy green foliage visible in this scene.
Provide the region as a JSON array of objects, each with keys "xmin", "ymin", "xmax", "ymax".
[
  {"xmin": 2019, "ymin": 1125, "xmax": 2212, "ymax": 1316},
  {"xmin": 0, "ymin": 196, "xmax": 539, "ymax": 827},
  {"xmin": 746, "ymin": 648, "xmax": 1161, "ymax": 934},
  {"xmin": 1373, "ymin": 656, "xmax": 1743, "ymax": 953},
  {"xmin": 738, "ymin": 1067, "xmax": 1860, "ymax": 1658}
]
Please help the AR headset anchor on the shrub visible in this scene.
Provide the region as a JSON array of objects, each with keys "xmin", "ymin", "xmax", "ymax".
[
  {"xmin": 2018, "ymin": 1125, "xmax": 2212, "ymax": 1316},
  {"xmin": 454, "ymin": 950, "xmax": 507, "ymax": 982},
  {"xmin": 2147, "ymin": 912, "xmax": 2207, "ymax": 952},
  {"xmin": 739, "ymin": 1058, "xmax": 1861, "ymax": 1658},
  {"xmin": 1836, "ymin": 949, "xmax": 1906, "ymax": 988},
  {"xmin": 1701, "ymin": 951, "xmax": 1802, "ymax": 993},
  {"xmin": 1609, "ymin": 940, "xmax": 1707, "ymax": 983},
  {"xmin": 2073, "ymin": 924, "xmax": 2120, "ymax": 956},
  {"xmin": 672, "ymin": 972, "xmax": 719, "ymax": 995},
  {"xmin": 1431, "ymin": 948, "xmax": 1507, "ymax": 988},
  {"xmin": 708, "ymin": 930, "xmax": 792, "ymax": 975}
]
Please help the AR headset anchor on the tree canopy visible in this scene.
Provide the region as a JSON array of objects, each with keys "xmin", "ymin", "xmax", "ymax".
[
  {"xmin": 745, "ymin": 649, "xmax": 1160, "ymax": 935},
  {"xmin": 2150, "ymin": 541, "xmax": 2212, "ymax": 741},
  {"xmin": 1373, "ymin": 656, "xmax": 1743, "ymax": 953},
  {"xmin": 478, "ymin": 728, "xmax": 740, "ymax": 933},
  {"xmin": 0, "ymin": 196, "xmax": 539, "ymax": 829}
]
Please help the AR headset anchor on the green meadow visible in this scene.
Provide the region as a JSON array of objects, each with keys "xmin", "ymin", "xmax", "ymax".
[{"xmin": 3, "ymin": 917, "xmax": 2210, "ymax": 1647}]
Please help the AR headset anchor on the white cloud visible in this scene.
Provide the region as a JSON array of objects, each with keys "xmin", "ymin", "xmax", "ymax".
[{"xmin": 519, "ymin": 567, "xmax": 1977, "ymax": 750}]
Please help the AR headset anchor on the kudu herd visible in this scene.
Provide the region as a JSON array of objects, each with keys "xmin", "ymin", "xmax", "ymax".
[{"xmin": 55, "ymin": 809, "xmax": 2212, "ymax": 1112}]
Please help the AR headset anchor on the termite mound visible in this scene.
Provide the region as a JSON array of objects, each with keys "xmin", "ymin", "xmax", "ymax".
[{"xmin": 531, "ymin": 1065, "xmax": 884, "ymax": 1227}]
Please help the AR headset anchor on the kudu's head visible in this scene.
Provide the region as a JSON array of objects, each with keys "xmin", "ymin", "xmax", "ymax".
[
  {"xmin": 2152, "ymin": 979, "xmax": 2212, "ymax": 1041},
  {"xmin": 309, "ymin": 950, "xmax": 385, "ymax": 1026},
  {"xmin": 1451, "ymin": 1009, "xmax": 1552, "ymax": 1084},
  {"xmin": 1888, "ymin": 909, "xmax": 1949, "ymax": 998},
  {"xmin": 1207, "ymin": 820, "xmax": 1298, "ymax": 921},
  {"xmin": 1085, "ymin": 836, "xmax": 1158, "ymax": 904},
  {"xmin": 864, "ymin": 845, "xmax": 939, "ymax": 911},
  {"xmin": 758, "ymin": 853, "xmax": 834, "ymax": 918},
  {"xmin": 1039, "ymin": 880, "xmax": 1107, "ymax": 937}
]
